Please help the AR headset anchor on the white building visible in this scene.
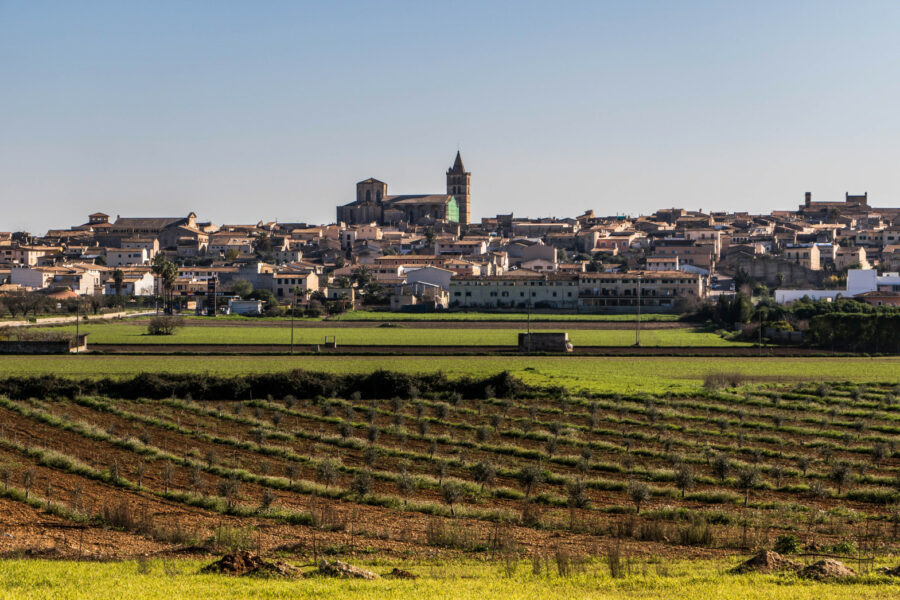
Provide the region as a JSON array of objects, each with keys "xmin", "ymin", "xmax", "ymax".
[
  {"xmin": 106, "ymin": 248, "xmax": 150, "ymax": 267},
  {"xmin": 103, "ymin": 272, "xmax": 155, "ymax": 296},
  {"xmin": 405, "ymin": 266, "xmax": 453, "ymax": 290},
  {"xmin": 775, "ymin": 269, "xmax": 900, "ymax": 304}
]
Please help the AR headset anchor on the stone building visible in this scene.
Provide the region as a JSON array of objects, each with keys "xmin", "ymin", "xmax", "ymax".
[{"xmin": 336, "ymin": 153, "xmax": 471, "ymax": 226}]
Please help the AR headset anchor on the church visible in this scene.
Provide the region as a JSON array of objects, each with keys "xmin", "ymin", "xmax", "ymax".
[{"xmin": 336, "ymin": 152, "xmax": 471, "ymax": 227}]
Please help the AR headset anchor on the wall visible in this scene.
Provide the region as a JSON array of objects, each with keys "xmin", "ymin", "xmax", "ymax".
[{"xmin": 518, "ymin": 332, "xmax": 571, "ymax": 352}]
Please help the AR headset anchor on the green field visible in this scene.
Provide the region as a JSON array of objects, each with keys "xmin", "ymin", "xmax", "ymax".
[
  {"xmin": 33, "ymin": 324, "xmax": 744, "ymax": 347},
  {"xmin": 330, "ymin": 310, "xmax": 680, "ymax": 322},
  {"xmin": 2, "ymin": 355, "xmax": 898, "ymax": 394},
  {"xmin": 1, "ymin": 558, "xmax": 897, "ymax": 600}
]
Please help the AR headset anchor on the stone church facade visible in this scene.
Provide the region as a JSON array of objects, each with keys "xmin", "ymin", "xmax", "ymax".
[{"xmin": 337, "ymin": 152, "xmax": 471, "ymax": 226}]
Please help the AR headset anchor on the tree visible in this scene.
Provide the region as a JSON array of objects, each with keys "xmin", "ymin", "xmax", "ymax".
[
  {"xmin": 112, "ymin": 269, "xmax": 125, "ymax": 299},
  {"xmin": 87, "ymin": 292, "xmax": 104, "ymax": 315},
  {"xmin": 316, "ymin": 458, "xmax": 339, "ymax": 490},
  {"xmin": 829, "ymin": 463, "xmax": 853, "ymax": 495},
  {"xmin": 231, "ymin": 279, "xmax": 253, "ymax": 299},
  {"xmin": 517, "ymin": 464, "xmax": 544, "ymax": 499},
  {"xmin": 674, "ymin": 464, "xmax": 695, "ymax": 498},
  {"xmin": 441, "ymin": 481, "xmax": 464, "ymax": 516},
  {"xmin": 471, "ymin": 461, "xmax": 496, "ymax": 492},
  {"xmin": 354, "ymin": 265, "xmax": 373, "ymax": 287},
  {"xmin": 255, "ymin": 233, "xmax": 273, "ymax": 254},
  {"xmin": 247, "ymin": 289, "xmax": 277, "ymax": 306},
  {"xmin": 397, "ymin": 471, "xmax": 416, "ymax": 506},
  {"xmin": 567, "ymin": 480, "xmax": 590, "ymax": 509},
  {"xmin": 23, "ymin": 468, "xmax": 36, "ymax": 499},
  {"xmin": 286, "ymin": 463, "xmax": 300, "ymax": 485},
  {"xmin": 151, "ymin": 255, "xmax": 179, "ymax": 312},
  {"xmin": 216, "ymin": 476, "xmax": 241, "ymax": 510},
  {"xmin": 712, "ymin": 454, "xmax": 731, "ymax": 482},
  {"xmin": 627, "ymin": 480, "xmax": 650, "ymax": 514},
  {"xmin": 147, "ymin": 315, "xmax": 184, "ymax": 335},
  {"xmin": 350, "ymin": 472, "xmax": 372, "ymax": 497},
  {"xmin": 224, "ymin": 248, "xmax": 239, "ymax": 262},
  {"xmin": 737, "ymin": 468, "xmax": 761, "ymax": 506}
]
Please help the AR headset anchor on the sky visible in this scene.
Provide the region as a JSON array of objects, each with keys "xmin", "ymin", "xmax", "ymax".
[{"xmin": 3, "ymin": 1, "xmax": 900, "ymax": 233}]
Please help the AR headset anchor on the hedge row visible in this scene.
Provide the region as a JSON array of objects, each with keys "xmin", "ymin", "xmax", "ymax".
[
  {"xmin": 0, "ymin": 369, "xmax": 544, "ymax": 401},
  {"xmin": 808, "ymin": 313, "xmax": 900, "ymax": 353}
]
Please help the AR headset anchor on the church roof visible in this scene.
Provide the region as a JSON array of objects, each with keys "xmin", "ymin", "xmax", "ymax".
[
  {"xmin": 386, "ymin": 194, "xmax": 453, "ymax": 205},
  {"xmin": 448, "ymin": 151, "xmax": 466, "ymax": 174},
  {"xmin": 358, "ymin": 178, "xmax": 386, "ymax": 185}
]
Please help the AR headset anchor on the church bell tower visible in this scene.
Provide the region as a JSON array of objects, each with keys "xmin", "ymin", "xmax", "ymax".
[{"xmin": 446, "ymin": 151, "xmax": 471, "ymax": 225}]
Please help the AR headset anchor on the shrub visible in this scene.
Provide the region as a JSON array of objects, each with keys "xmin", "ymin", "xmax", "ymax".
[
  {"xmin": 677, "ymin": 522, "xmax": 713, "ymax": 547},
  {"xmin": 210, "ymin": 525, "xmax": 254, "ymax": 551},
  {"xmin": 147, "ymin": 316, "xmax": 184, "ymax": 336},
  {"xmin": 773, "ymin": 534, "xmax": 801, "ymax": 554},
  {"xmin": 350, "ymin": 472, "xmax": 372, "ymax": 497}
]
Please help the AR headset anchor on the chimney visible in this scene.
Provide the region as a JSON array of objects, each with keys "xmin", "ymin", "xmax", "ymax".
[{"xmin": 804, "ymin": 192, "xmax": 811, "ymax": 207}]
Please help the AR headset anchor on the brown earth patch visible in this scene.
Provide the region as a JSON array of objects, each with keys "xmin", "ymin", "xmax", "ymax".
[
  {"xmin": 730, "ymin": 550, "xmax": 800, "ymax": 574},
  {"xmin": 800, "ymin": 559, "xmax": 856, "ymax": 580}
]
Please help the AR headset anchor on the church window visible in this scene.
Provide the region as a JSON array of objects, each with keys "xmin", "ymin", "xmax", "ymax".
[{"xmin": 366, "ymin": 190, "xmax": 371, "ymax": 202}]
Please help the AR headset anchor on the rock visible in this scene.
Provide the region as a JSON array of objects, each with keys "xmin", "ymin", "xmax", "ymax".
[
  {"xmin": 315, "ymin": 560, "xmax": 379, "ymax": 580},
  {"xmin": 731, "ymin": 551, "xmax": 800, "ymax": 574},
  {"xmin": 800, "ymin": 559, "xmax": 856, "ymax": 580},
  {"xmin": 386, "ymin": 567, "xmax": 417, "ymax": 579},
  {"xmin": 202, "ymin": 550, "xmax": 300, "ymax": 578}
]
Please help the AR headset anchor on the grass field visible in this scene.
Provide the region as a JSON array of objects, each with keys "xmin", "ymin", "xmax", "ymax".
[
  {"xmin": 32, "ymin": 324, "xmax": 745, "ymax": 347},
  {"xmin": 1, "ymin": 558, "xmax": 898, "ymax": 600},
  {"xmin": 330, "ymin": 310, "xmax": 680, "ymax": 322},
  {"xmin": 1, "ymin": 355, "xmax": 899, "ymax": 394}
]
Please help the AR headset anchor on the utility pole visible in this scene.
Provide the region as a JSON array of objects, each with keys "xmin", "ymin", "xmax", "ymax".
[
  {"xmin": 290, "ymin": 288, "xmax": 296, "ymax": 355},
  {"xmin": 527, "ymin": 291, "xmax": 533, "ymax": 353},
  {"xmin": 758, "ymin": 306, "xmax": 763, "ymax": 357},
  {"xmin": 74, "ymin": 297, "xmax": 80, "ymax": 354},
  {"xmin": 635, "ymin": 274, "xmax": 642, "ymax": 347}
]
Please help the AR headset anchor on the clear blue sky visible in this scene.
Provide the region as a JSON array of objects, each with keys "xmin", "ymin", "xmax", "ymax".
[{"xmin": 3, "ymin": 1, "xmax": 900, "ymax": 233}]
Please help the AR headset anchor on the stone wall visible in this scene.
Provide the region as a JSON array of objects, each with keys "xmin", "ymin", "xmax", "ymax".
[{"xmin": 735, "ymin": 256, "xmax": 824, "ymax": 287}]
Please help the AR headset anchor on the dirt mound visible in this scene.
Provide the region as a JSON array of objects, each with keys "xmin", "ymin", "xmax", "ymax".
[
  {"xmin": 800, "ymin": 559, "xmax": 856, "ymax": 580},
  {"xmin": 386, "ymin": 567, "xmax": 417, "ymax": 579},
  {"xmin": 202, "ymin": 551, "xmax": 299, "ymax": 578},
  {"xmin": 314, "ymin": 560, "xmax": 379, "ymax": 580},
  {"xmin": 731, "ymin": 551, "xmax": 800, "ymax": 574},
  {"xmin": 878, "ymin": 565, "xmax": 900, "ymax": 577}
]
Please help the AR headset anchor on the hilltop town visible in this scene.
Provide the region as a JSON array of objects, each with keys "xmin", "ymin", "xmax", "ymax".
[{"xmin": 2, "ymin": 152, "xmax": 898, "ymax": 319}]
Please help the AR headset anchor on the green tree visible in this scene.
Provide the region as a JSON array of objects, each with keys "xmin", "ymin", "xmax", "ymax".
[
  {"xmin": 112, "ymin": 269, "xmax": 125, "ymax": 299},
  {"xmin": 231, "ymin": 279, "xmax": 253, "ymax": 299},
  {"xmin": 151, "ymin": 255, "xmax": 179, "ymax": 313}
]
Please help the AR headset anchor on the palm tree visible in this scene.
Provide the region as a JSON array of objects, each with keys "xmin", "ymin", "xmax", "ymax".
[{"xmin": 112, "ymin": 269, "xmax": 125, "ymax": 303}]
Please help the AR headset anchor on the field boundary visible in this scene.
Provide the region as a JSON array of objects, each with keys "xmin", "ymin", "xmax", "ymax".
[{"xmin": 87, "ymin": 343, "xmax": 848, "ymax": 357}]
